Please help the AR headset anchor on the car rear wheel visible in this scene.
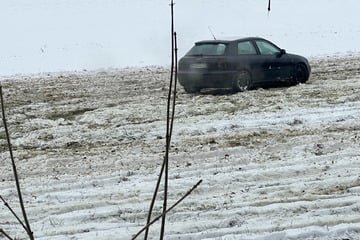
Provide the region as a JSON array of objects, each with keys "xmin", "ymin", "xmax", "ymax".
[
  {"xmin": 233, "ymin": 71, "xmax": 251, "ymax": 92},
  {"xmin": 183, "ymin": 86, "xmax": 200, "ymax": 93},
  {"xmin": 294, "ymin": 64, "xmax": 309, "ymax": 84}
]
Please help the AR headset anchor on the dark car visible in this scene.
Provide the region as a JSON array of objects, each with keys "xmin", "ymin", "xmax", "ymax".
[{"xmin": 178, "ymin": 37, "xmax": 311, "ymax": 93}]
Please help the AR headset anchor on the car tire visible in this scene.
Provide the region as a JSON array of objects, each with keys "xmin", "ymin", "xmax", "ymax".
[
  {"xmin": 183, "ymin": 86, "xmax": 200, "ymax": 93},
  {"xmin": 233, "ymin": 71, "xmax": 251, "ymax": 92},
  {"xmin": 294, "ymin": 64, "xmax": 309, "ymax": 84}
]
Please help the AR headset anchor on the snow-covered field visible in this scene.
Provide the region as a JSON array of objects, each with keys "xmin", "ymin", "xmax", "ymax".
[
  {"xmin": 1, "ymin": 54, "xmax": 360, "ymax": 239},
  {"xmin": 1, "ymin": 1, "xmax": 360, "ymax": 239}
]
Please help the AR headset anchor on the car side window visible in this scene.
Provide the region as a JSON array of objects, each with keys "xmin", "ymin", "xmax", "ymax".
[
  {"xmin": 187, "ymin": 43, "xmax": 226, "ymax": 56},
  {"xmin": 255, "ymin": 40, "xmax": 281, "ymax": 55},
  {"xmin": 238, "ymin": 41, "xmax": 257, "ymax": 55}
]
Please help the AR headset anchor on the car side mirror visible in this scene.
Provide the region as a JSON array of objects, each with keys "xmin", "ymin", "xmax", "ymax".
[{"xmin": 280, "ymin": 49, "xmax": 286, "ymax": 55}]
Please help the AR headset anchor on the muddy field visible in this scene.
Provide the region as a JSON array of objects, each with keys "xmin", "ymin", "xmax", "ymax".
[{"xmin": 1, "ymin": 54, "xmax": 360, "ymax": 239}]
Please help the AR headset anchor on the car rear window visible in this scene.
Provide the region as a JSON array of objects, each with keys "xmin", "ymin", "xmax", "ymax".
[{"xmin": 187, "ymin": 43, "xmax": 226, "ymax": 56}]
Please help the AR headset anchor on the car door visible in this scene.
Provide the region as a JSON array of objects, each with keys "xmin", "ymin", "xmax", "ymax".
[
  {"xmin": 254, "ymin": 40, "xmax": 293, "ymax": 82},
  {"xmin": 231, "ymin": 40, "xmax": 263, "ymax": 84}
]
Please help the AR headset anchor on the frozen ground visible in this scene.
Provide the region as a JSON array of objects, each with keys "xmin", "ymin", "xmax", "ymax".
[{"xmin": 1, "ymin": 54, "xmax": 360, "ymax": 239}]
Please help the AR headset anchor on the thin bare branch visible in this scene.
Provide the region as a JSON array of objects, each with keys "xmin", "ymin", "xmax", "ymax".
[
  {"xmin": 144, "ymin": 1, "xmax": 177, "ymax": 239},
  {"xmin": 144, "ymin": 159, "xmax": 165, "ymax": 239},
  {"xmin": 160, "ymin": 1, "xmax": 176, "ymax": 238},
  {"xmin": 0, "ymin": 228, "xmax": 14, "ymax": 240},
  {"xmin": 133, "ymin": 180, "xmax": 203, "ymax": 240},
  {"xmin": 0, "ymin": 85, "xmax": 34, "ymax": 240},
  {"xmin": 0, "ymin": 195, "xmax": 28, "ymax": 233},
  {"xmin": 169, "ymin": 31, "xmax": 178, "ymax": 136}
]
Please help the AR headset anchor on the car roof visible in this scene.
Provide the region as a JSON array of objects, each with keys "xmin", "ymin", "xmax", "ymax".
[{"xmin": 195, "ymin": 37, "xmax": 265, "ymax": 45}]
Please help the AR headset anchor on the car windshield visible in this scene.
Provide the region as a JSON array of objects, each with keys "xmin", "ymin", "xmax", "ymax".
[{"xmin": 187, "ymin": 43, "xmax": 226, "ymax": 56}]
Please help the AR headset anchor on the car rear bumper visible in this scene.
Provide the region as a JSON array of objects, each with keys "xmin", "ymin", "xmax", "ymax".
[{"xmin": 178, "ymin": 70, "xmax": 237, "ymax": 89}]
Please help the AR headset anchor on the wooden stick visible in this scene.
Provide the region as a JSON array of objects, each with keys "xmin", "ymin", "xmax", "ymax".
[{"xmin": 0, "ymin": 85, "xmax": 34, "ymax": 240}]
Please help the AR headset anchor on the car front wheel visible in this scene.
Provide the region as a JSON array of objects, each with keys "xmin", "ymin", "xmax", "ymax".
[
  {"xmin": 233, "ymin": 71, "xmax": 251, "ymax": 92},
  {"xmin": 294, "ymin": 64, "xmax": 309, "ymax": 84}
]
